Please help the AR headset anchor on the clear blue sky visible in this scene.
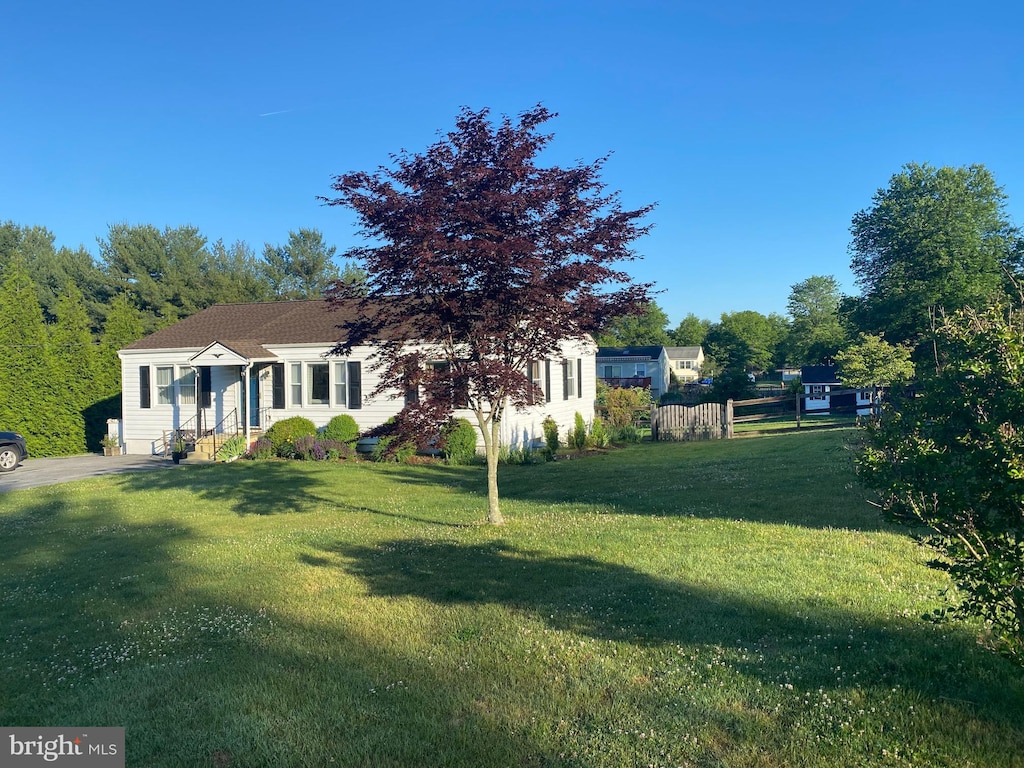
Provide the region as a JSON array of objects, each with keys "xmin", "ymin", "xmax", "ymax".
[{"xmin": 3, "ymin": 0, "xmax": 1022, "ymax": 326}]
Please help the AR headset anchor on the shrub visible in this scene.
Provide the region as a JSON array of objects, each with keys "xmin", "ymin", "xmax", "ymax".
[
  {"xmin": 589, "ymin": 416, "xmax": 609, "ymax": 448},
  {"xmin": 542, "ymin": 416, "xmax": 560, "ymax": 460},
  {"xmin": 498, "ymin": 444, "xmax": 542, "ymax": 465},
  {"xmin": 371, "ymin": 435, "xmax": 417, "ymax": 463},
  {"xmin": 568, "ymin": 412, "xmax": 588, "ymax": 451},
  {"xmin": 614, "ymin": 425, "xmax": 642, "ymax": 443},
  {"xmin": 293, "ymin": 435, "xmax": 327, "ymax": 461},
  {"xmin": 265, "ymin": 416, "xmax": 317, "ymax": 457},
  {"xmin": 441, "ymin": 417, "xmax": 478, "ymax": 465},
  {"xmin": 604, "ymin": 387, "xmax": 652, "ymax": 429},
  {"xmin": 247, "ymin": 436, "xmax": 275, "ymax": 460},
  {"xmin": 321, "ymin": 439, "xmax": 356, "ymax": 461},
  {"xmin": 216, "ymin": 433, "xmax": 247, "ymax": 461},
  {"xmin": 322, "ymin": 414, "xmax": 359, "ymax": 445}
]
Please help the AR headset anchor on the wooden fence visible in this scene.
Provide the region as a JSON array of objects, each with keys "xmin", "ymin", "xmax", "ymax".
[
  {"xmin": 650, "ymin": 401, "xmax": 733, "ymax": 441},
  {"xmin": 651, "ymin": 389, "xmax": 867, "ymax": 441}
]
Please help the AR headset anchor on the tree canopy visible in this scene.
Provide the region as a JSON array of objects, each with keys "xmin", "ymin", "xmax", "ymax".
[
  {"xmin": 784, "ymin": 274, "xmax": 847, "ymax": 367},
  {"xmin": 595, "ymin": 300, "xmax": 671, "ymax": 347},
  {"xmin": 323, "ymin": 105, "xmax": 654, "ymax": 524},
  {"xmin": 847, "ymin": 163, "xmax": 1018, "ymax": 351}
]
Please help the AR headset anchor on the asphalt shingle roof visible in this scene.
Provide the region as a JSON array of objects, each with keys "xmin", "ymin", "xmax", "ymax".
[{"xmin": 123, "ymin": 300, "xmax": 358, "ymax": 351}]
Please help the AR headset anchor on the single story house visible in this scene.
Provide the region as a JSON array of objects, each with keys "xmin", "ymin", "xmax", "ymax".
[
  {"xmin": 801, "ymin": 365, "xmax": 872, "ymax": 415},
  {"xmin": 118, "ymin": 300, "xmax": 595, "ymax": 456},
  {"xmin": 664, "ymin": 346, "xmax": 705, "ymax": 384},
  {"xmin": 596, "ymin": 346, "xmax": 670, "ymax": 400}
]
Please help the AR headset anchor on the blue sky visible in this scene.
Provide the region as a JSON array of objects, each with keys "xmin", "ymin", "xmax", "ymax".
[{"xmin": 2, "ymin": 1, "xmax": 1022, "ymax": 326}]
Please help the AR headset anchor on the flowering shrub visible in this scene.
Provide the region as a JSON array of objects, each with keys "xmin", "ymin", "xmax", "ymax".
[{"xmin": 247, "ymin": 437, "xmax": 275, "ymax": 460}]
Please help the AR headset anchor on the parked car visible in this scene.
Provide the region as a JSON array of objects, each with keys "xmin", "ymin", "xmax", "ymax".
[{"xmin": 0, "ymin": 431, "xmax": 27, "ymax": 472}]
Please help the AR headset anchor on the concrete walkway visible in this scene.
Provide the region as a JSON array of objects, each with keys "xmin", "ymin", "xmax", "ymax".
[{"xmin": 0, "ymin": 453, "xmax": 176, "ymax": 492}]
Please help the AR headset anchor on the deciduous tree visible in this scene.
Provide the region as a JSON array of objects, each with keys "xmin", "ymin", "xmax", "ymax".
[
  {"xmin": 858, "ymin": 302, "xmax": 1024, "ymax": 661},
  {"xmin": 784, "ymin": 275, "xmax": 846, "ymax": 366},
  {"xmin": 595, "ymin": 300, "xmax": 671, "ymax": 346},
  {"xmin": 323, "ymin": 105, "xmax": 654, "ymax": 524},
  {"xmin": 847, "ymin": 163, "xmax": 1018, "ymax": 352}
]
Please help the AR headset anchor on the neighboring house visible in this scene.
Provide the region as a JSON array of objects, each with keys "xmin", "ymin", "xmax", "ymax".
[
  {"xmin": 596, "ymin": 346, "xmax": 670, "ymax": 400},
  {"xmin": 664, "ymin": 346, "xmax": 705, "ymax": 384},
  {"xmin": 777, "ymin": 367, "xmax": 802, "ymax": 382},
  {"xmin": 800, "ymin": 365, "xmax": 872, "ymax": 415},
  {"xmin": 118, "ymin": 300, "xmax": 595, "ymax": 456}
]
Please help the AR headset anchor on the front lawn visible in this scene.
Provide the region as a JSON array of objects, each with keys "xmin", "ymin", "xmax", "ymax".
[{"xmin": 1, "ymin": 430, "xmax": 1022, "ymax": 766}]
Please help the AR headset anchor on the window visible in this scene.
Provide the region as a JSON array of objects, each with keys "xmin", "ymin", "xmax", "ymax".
[
  {"xmin": 602, "ymin": 364, "xmax": 622, "ymax": 379},
  {"xmin": 178, "ymin": 368, "xmax": 196, "ymax": 405},
  {"xmin": 272, "ymin": 364, "xmax": 285, "ymax": 409},
  {"xmin": 563, "ymin": 359, "xmax": 576, "ymax": 400},
  {"xmin": 290, "ymin": 364, "xmax": 302, "ymax": 406},
  {"xmin": 528, "ymin": 361, "xmax": 543, "ymax": 404},
  {"xmin": 635, "ymin": 364, "xmax": 647, "ymax": 378},
  {"xmin": 139, "ymin": 366, "xmax": 151, "ymax": 409},
  {"xmin": 346, "ymin": 361, "xmax": 362, "ymax": 409},
  {"xmin": 810, "ymin": 384, "xmax": 825, "ymax": 401},
  {"xmin": 156, "ymin": 366, "xmax": 174, "ymax": 405},
  {"xmin": 308, "ymin": 363, "xmax": 329, "ymax": 405},
  {"xmin": 334, "ymin": 363, "xmax": 346, "ymax": 407}
]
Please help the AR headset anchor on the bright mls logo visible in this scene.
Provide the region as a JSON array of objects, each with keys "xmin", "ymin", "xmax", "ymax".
[{"xmin": 2, "ymin": 728, "xmax": 124, "ymax": 767}]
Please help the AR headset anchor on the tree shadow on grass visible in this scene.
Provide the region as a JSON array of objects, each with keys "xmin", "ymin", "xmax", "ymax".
[
  {"xmin": 322, "ymin": 537, "xmax": 1024, "ymax": 739},
  {"xmin": 369, "ymin": 433, "xmax": 889, "ymax": 533}
]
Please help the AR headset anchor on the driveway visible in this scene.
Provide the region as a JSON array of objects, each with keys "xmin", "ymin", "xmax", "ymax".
[{"xmin": 0, "ymin": 453, "xmax": 176, "ymax": 492}]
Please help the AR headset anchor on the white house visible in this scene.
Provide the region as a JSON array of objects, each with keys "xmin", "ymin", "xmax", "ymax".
[
  {"xmin": 664, "ymin": 346, "xmax": 705, "ymax": 384},
  {"xmin": 118, "ymin": 300, "xmax": 596, "ymax": 456}
]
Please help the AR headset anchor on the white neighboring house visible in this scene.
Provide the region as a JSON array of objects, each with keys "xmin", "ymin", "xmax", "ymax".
[
  {"xmin": 664, "ymin": 346, "xmax": 705, "ymax": 384},
  {"xmin": 118, "ymin": 300, "xmax": 596, "ymax": 456},
  {"xmin": 800, "ymin": 365, "xmax": 872, "ymax": 415}
]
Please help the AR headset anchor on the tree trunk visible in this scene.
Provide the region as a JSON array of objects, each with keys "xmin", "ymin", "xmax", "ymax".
[{"xmin": 475, "ymin": 409, "xmax": 505, "ymax": 525}]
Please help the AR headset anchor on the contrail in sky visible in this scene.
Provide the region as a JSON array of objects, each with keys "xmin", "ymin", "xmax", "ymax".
[{"xmin": 259, "ymin": 109, "xmax": 293, "ymax": 117}]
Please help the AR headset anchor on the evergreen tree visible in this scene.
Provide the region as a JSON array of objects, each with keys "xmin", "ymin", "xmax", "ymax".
[{"xmin": 50, "ymin": 285, "xmax": 97, "ymax": 452}]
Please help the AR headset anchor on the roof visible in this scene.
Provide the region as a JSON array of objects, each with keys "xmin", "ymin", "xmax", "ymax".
[
  {"xmin": 801, "ymin": 365, "xmax": 841, "ymax": 384},
  {"xmin": 122, "ymin": 300, "xmax": 358, "ymax": 351},
  {"xmin": 596, "ymin": 345, "xmax": 665, "ymax": 361},
  {"xmin": 664, "ymin": 346, "xmax": 703, "ymax": 359}
]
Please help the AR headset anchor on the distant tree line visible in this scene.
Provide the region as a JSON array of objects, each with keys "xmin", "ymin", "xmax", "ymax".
[
  {"xmin": 598, "ymin": 163, "xmax": 1022, "ymax": 398},
  {"xmin": 0, "ymin": 222, "xmax": 359, "ymax": 455}
]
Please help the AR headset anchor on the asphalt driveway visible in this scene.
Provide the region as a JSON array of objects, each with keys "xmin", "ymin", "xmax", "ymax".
[{"xmin": 0, "ymin": 453, "xmax": 176, "ymax": 492}]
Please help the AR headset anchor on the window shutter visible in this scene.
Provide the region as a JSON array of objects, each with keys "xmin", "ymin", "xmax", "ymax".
[
  {"xmin": 544, "ymin": 361, "xmax": 551, "ymax": 403},
  {"xmin": 139, "ymin": 366, "xmax": 151, "ymax": 409},
  {"xmin": 577, "ymin": 358, "xmax": 583, "ymax": 398},
  {"xmin": 271, "ymin": 363, "xmax": 285, "ymax": 409},
  {"xmin": 347, "ymin": 361, "xmax": 362, "ymax": 409}
]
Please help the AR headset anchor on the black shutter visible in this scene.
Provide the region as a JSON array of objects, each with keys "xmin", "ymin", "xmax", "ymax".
[
  {"xmin": 199, "ymin": 366, "xmax": 212, "ymax": 408},
  {"xmin": 139, "ymin": 366, "xmax": 151, "ymax": 409},
  {"xmin": 544, "ymin": 361, "xmax": 551, "ymax": 403},
  {"xmin": 347, "ymin": 361, "xmax": 362, "ymax": 409},
  {"xmin": 271, "ymin": 363, "xmax": 285, "ymax": 409},
  {"xmin": 577, "ymin": 358, "xmax": 583, "ymax": 398}
]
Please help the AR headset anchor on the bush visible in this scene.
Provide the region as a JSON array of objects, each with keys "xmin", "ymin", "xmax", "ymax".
[
  {"xmin": 499, "ymin": 444, "xmax": 542, "ymax": 465},
  {"xmin": 542, "ymin": 416, "xmax": 560, "ymax": 460},
  {"xmin": 614, "ymin": 425, "xmax": 642, "ymax": 443},
  {"xmin": 322, "ymin": 414, "xmax": 359, "ymax": 445},
  {"xmin": 589, "ymin": 416, "xmax": 609, "ymax": 449},
  {"xmin": 216, "ymin": 433, "xmax": 248, "ymax": 461},
  {"xmin": 441, "ymin": 418, "xmax": 478, "ymax": 465},
  {"xmin": 371, "ymin": 435, "xmax": 417, "ymax": 463},
  {"xmin": 568, "ymin": 412, "xmax": 588, "ymax": 452},
  {"xmin": 247, "ymin": 436, "xmax": 275, "ymax": 460},
  {"xmin": 265, "ymin": 416, "xmax": 317, "ymax": 457},
  {"xmin": 604, "ymin": 387, "xmax": 652, "ymax": 429},
  {"xmin": 293, "ymin": 435, "xmax": 327, "ymax": 461}
]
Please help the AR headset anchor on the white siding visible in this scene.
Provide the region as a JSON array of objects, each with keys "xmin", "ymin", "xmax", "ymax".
[{"xmin": 120, "ymin": 338, "xmax": 596, "ymax": 455}]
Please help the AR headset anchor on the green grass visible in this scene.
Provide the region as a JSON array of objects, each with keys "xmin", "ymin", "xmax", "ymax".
[{"xmin": 2, "ymin": 430, "xmax": 1022, "ymax": 767}]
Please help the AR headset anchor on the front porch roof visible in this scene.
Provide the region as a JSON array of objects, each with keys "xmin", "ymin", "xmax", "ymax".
[{"xmin": 189, "ymin": 340, "xmax": 278, "ymax": 366}]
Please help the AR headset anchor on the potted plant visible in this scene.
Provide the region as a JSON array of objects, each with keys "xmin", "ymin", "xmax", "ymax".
[
  {"xmin": 172, "ymin": 438, "xmax": 188, "ymax": 464},
  {"xmin": 100, "ymin": 434, "xmax": 120, "ymax": 457}
]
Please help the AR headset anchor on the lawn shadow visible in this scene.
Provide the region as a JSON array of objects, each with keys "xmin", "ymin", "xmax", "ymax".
[
  {"xmin": 119, "ymin": 460, "xmax": 339, "ymax": 516},
  {"xmin": 323, "ymin": 537, "xmax": 1024, "ymax": 738},
  {"xmin": 369, "ymin": 430, "xmax": 890, "ymax": 532}
]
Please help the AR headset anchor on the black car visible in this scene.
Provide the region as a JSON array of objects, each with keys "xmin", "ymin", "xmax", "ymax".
[{"xmin": 0, "ymin": 431, "xmax": 27, "ymax": 472}]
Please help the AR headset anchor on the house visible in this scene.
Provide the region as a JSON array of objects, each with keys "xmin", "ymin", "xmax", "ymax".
[
  {"xmin": 118, "ymin": 300, "xmax": 595, "ymax": 456},
  {"xmin": 664, "ymin": 346, "xmax": 705, "ymax": 384},
  {"xmin": 800, "ymin": 365, "xmax": 872, "ymax": 415},
  {"xmin": 596, "ymin": 346, "xmax": 670, "ymax": 400}
]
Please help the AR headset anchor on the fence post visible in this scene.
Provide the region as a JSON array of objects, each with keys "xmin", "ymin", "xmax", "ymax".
[
  {"xmin": 651, "ymin": 404, "xmax": 658, "ymax": 441},
  {"xmin": 795, "ymin": 390, "xmax": 801, "ymax": 429},
  {"xmin": 725, "ymin": 399, "xmax": 734, "ymax": 438}
]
